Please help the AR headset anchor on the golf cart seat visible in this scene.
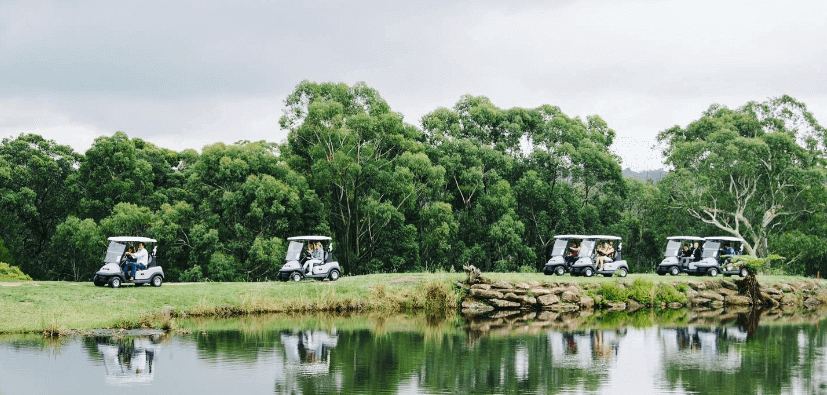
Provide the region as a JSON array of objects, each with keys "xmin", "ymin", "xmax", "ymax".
[{"xmin": 147, "ymin": 246, "xmax": 158, "ymax": 268}]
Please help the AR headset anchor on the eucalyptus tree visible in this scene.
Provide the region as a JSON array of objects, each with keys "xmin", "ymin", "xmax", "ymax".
[
  {"xmin": 281, "ymin": 81, "xmax": 444, "ymax": 273},
  {"xmin": 0, "ymin": 134, "xmax": 81, "ymax": 278},
  {"xmin": 657, "ymin": 96, "xmax": 827, "ymax": 258},
  {"xmin": 185, "ymin": 140, "xmax": 325, "ymax": 281}
]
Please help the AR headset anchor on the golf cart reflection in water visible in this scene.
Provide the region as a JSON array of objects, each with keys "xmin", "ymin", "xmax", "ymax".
[
  {"xmin": 277, "ymin": 236, "xmax": 342, "ymax": 282},
  {"xmin": 93, "ymin": 336, "xmax": 162, "ymax": 385}
]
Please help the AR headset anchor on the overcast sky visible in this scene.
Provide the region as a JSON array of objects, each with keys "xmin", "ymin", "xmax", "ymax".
[{"xmin": 2, "ymin": 0, "xmax": 825, "ymax": 170}]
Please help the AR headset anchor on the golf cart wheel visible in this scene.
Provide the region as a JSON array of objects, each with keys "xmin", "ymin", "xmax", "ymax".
[
  {"xmin": 584, "ymin": 267, "xmax": 594, "ymax": 277},
  {"xmin": 93, "ymin": 276, "xmax": 105, "ymax": 287},
  {"xmin": 554, "ymin": 266, "xmax": 566, "ymax": 276},
  {"xmin": 109, "ymin": 277, "xmax": 121, "ymax": 288},
  {"xmin": 328, "ymin": 269, "xmax": 340, "ymax": 281},
  {"xmin": 657, "ymin": 271, "xmax": 666, "ymax": 276},
  {"xmin": 707, "ymin": 267, "xmax": 719, "ymax": 277},
  {"xmin": 739, "ymin": 268, "xmax": 748, "ymax": 278},
  {"xmin": 669, "ymin": 266, "xmax": 680, "ymax": 276},
  {"xmin": 291, "ymin": 271, "xmax": 303, "ymax": 282},
  {"xmin": 617, "ymin": 268, "xmax": 628, "ymax": 277},
  {"xmin": 151, "ymin": 275, "xmax": 163, "ymax": 287}
]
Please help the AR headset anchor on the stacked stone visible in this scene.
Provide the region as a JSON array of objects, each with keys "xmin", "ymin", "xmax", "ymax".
[{"xmin": 460, "ymin": 280, "xmax": 595, "ymax": 316}]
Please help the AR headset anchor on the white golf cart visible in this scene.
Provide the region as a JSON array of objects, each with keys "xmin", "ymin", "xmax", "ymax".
[
  {"xmin": 277, "ymin": 236, "xmax": 342, "ymax": 282},
  {"xmin": 689, "ymin": 236, "xmax": 746, "ymax": 277},
  {"xmin": 543, "ymin": 235, "xmax": 589, "ymax": 276},
  {"xmin": 656, "ymin": 236, "xmax": 705, "ymax": 276},
  {"xmin": 93, "ymin": 236, "xmax": 164, "ymax": 288},
  {"xmin": 569, "ymin": 235, "xmax": 629, "ymax": 277}
]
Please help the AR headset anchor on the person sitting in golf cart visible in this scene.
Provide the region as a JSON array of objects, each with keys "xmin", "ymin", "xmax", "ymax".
[
  {"xmin": 595, "ymin": 241, "xmax": 615, "ymax": 271},
  {"xmin": 566, "ymin": 242, "xmax": 580, "ymax": 263},
  {"xmin": 125, "ymin": 242, "xmax": 149, "ymax": 281},
  {"xmin": 302, "ymin": 242, "xmax": 324, "ymax": 274},
  {"xmin": 720, "ymin": 244, "xmax": 737, "ymax": 264}
]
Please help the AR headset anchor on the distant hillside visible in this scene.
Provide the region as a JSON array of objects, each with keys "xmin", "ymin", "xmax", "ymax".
[{"xmin": 623, "ymin": 168, "xmax": 668, "ymax": 182}]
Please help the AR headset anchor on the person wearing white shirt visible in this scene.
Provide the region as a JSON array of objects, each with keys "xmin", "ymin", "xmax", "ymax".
[{"xmin": 125, "ymin": 242, "xmax": 149, "ymax": 281}]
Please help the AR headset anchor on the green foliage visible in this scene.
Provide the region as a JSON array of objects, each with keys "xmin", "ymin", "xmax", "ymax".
[
  {"xmin": 518, "ymin": 265, "xmax": 536, "ymax": 273},
  {"xmin": 207, "ymin": 252, "xmax": 242, "ymax": 282},
  {"xmin": 655, "ymin": 283, "xmax": 688, "ymax": 304},
  {"xmin": 731, "ymin": 254, "xmax": 785, "ymax": 275},
  {"xmin": 627, "ymin": 278, "xmax": 654, "ymax": 305},
  {"xmin": 49, "ymin": 217, "xmax": 104, "ymax": 281},
  {"xmin": 599, "ymin": 282, "xmax": 629, "ymax": 303},
  {"xmin": 179, "ymin": 264, "xmax": 204, "ymax": 282},
  {"xmin": 0, "ymin": 262, "xmax": 32, "ymax": 280}
]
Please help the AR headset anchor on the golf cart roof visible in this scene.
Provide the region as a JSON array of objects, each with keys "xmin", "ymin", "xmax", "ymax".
[
  {"xmin": 553, "ymin": 234, "xmax": 589, "ymax": 239},
  {"xmin": 585, "ymin": 235, "xmax": 622, "ymax": 240},
  {"xmin": 666, "ymin": 236, "xmax": 705, "ymax": 241},
  {"xmin": 107, "ymin": 236, "xmax": 157, "ymax": 243},
  {"xmin": 704, "ymin": 236, "xmax": 746, "ymax": 242},
  {"xmin": 287, "ymin": 236, "xmax": 332, "ymax": 241}
]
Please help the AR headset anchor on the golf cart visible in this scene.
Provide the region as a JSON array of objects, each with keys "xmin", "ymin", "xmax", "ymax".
[
  {"xmin": 687, "ymin": 236, "xmax": 746, "ymax": 277},
  {"xmin": 656, "ymin": 236, "xmax": 705, "ymax": 276},
  {"xmin": 93, "ymin": 236, "xmax": 164, "ymax": 288},
  {"xmin": 569, "ymin": 235, "xmax": 629, "ymax": 277},
  {"xmin": 277, "ymin": 236, "xmax": 342, "ymax": 282},
  {"xmin": 543, "ymin": 235, "xmax": 589, "ymax": 276},
  {"xmin": 709, "ymin": 236, "xmax": 748, "ymax": 277}
]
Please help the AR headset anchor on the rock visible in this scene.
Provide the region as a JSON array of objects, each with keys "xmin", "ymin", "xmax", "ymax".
[
  {"xmin": 710, "ymin": 300, "xmax": 724, "ymax": 308},
  {"xmin": 690, "ymin": 297, "xmax": 710, "ymax": 306},
  {"xmin": 778, "ymin": 284, "xmax": 794, "ymax": 293},
  {"xmin": 561, "ymin": 291, "xmax": 580, "ymax": 303},
  {"xmin": 688, "ymin": 281, "xmax": 706, "ymax": 291},
  {"xmin": 718, "ymin": 288, "xmax": 738, "ymax": 296},
  {"xmin": 549, "ymin": 303, "xmax": 579, "ymax": 312},
  {"xmin": 698, "ymin": 291, "xmax": 724, "ymax": 301},
  {"xmin": 579, "ymin": 296, "xmax": 595, "ymax": 309},
  {"xmin": 529, "ymin": 288, "xmax": 551, "ymax": 296},
  {"xmin": 549, "ymin": 287, "xmax": 567, "ymax": 295},
  {"xmin": 626, "ymin": 299, "xmax": 642, "ymax": 311},
  {"xmin": 607, "ymin": 302, "xmax": 626, "ymax": 311},
  {"xmin": 470, "ymin": 283, "xmax": 491, "ymax": 290},
  {"xmin": 470, "ymin": 289, "xmax": 504, "ymax": 299},
  {"xmin": 461, "ymin": 299, "xmax": 494, "ymax": 314},
  {"xmin": 720, "ymin": 280, "xmax": 737, "ymax": 290},
  {"xmin": 780, "ymin": 294, "xmax": 798, "ymax": 305},
  {"xmin": 489, "ymin": 299, "xmax": 521, "ymax": 309},
  {"xmin": 526, "ymin": 281, "xmax": 540, "ymax": 288},
  {"xmin": 537, "ymin": 294, "xmax": 561, "ymax": 306},
  {"xmin": 503, "ymin": 292, "xmax": 523, "ymax": 303},
  {"xmin": 514, "ymin": 282, "xmax": 532, "ymax": 289},
  {"xmin": 704, "ymin": 280, "xmax": 720, "ymax": 289},
  {"xmin": 456, "ymin": 282, "xmax": 470, "ymax": 290},
  {"xmin": 667, "ymin": 302, "xmax": 684, "ymax": 309},
  {"xmin": 803, "ymin": 298, "xmax": 821, "ymax": 307},
  {"xmin": 762, "ymin": 287, "xmax": 782, "ymax": 295},
  {"xmin": 766, "ymin": 297, "xmax": 781, "ymax": 308},
  {"xmin": 565, "ymin": 286, "xmax": 581, "ymax": 295},
  {"xmin": 725, "ymin": 295, "xmax": 752, "ymax": 305},
  {"xmin": 509, "ymin": 288, "xmax": 528, "ymax": 295},
  {"xmin": 523, "ymin": 296, "xmax": 537, "ymax": 305},
  {"xmin": 491, "ymin": 281, "xmax": 514, "ymax": 290}
]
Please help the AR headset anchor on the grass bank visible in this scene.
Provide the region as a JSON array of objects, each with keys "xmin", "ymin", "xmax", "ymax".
[{"xmin": 0, "ymin": 272, "xmax": 819, "ymax": 334}]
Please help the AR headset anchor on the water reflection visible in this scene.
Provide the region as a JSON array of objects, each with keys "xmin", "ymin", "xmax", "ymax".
[
  {"xmin": 1, "ymin": 308, "xmax": 827, "ymax": 394},
  {"xmin": 90, "ymin": 336, "xmax": 161, "ymax": 385}
]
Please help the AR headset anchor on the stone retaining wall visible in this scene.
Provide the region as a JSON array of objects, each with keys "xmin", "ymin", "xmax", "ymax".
[{"xmin": 456, "ymin": 276, "xmax": 827, "ymax": 316}]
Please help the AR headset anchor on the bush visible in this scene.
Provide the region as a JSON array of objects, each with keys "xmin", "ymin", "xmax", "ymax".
[
  {"xmin": 627, "ymin": 278, "xmax": 654, "ymax": 305},
  {"xmin": 600, "ymin": 282, "xmax": 629, "ymax": 302},
  {"xmin": 655, "ymin": 283, "xmax": 687, "ymax": 304},
  {"xmin": 179, "ymin": 265, "xmax": 204, "ymax": 282},
  {"xmin": 0, "ymin": 262, "xmax": 32, "ymax": 281},
  {"xmin": 518, "ymin": 265, "xmax": 536, "ymax": 273}
]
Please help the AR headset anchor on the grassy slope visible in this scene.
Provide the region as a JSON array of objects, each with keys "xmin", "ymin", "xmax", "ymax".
[{"xmin": 0, "ymin": 272, "xmax": 819, "ymax": 333}]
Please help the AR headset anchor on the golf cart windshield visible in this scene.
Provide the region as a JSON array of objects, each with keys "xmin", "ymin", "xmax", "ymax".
[
  {"xmin": 286, "ymin": 241, "xmax": 304, "ymax": 261},
  {"xmin": 702, "ymin": 241, "xmax": 720, "ymax": 258},
  {"xmin": 104, "ymin": 241, "xmax": 126, "ymax": 263},
  {"xmin": 551, "ymin": 239, "xmax": 569, "ymax": 257},
  {"xmin": 579, "ymin": 240, "xmax": 595, "ymax": 258},
  {"xmin": 664, "ymin": 240, "xmax": 682, "ymax": 257}
]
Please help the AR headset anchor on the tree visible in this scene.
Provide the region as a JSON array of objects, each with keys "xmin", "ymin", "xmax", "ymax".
[
  {"xmin": 49, "ymin": 217, "xmax": 105, "ymax": 281},
  {"xmin": 0, "ymin": 134, "xmax": 81, "ymax": 279},
  {"xmin": 657, "ymin": 96, "xmax": 827, "ymax": 258},
  {"xmin": 281, "ymin": 81, "xmax": 436, "ymax": 273}
]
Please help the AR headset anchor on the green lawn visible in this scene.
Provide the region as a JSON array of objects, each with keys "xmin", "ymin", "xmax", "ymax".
[{"xmin": 0, "ymin": 272, "xmax": 820, "ymax": 333}]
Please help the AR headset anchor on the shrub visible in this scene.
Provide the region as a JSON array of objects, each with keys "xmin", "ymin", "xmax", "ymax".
[
  {"xmin": 627, "ymin": 278, "xmax": 654, "ymax": 305},
  {"xmin": 0, "ymin": 262, "xmax": 32, "ymax": 281},
  {"xmin": 518, "ymin": 265, "xmax": 536, "ymax": 273},
  {"xmin": 655, "ymin": 283, "xmax": 687, "ymax": 304},
  {"xmin": 600, "ymin": 282, "xmax": 629, "ymax": 302},
  {"xmin": 179, "ymin": 265, "xmax": 204, "ymax": 282}
]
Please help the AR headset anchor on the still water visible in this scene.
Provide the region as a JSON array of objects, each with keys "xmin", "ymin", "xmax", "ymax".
[{"xmin": 1, "ymin": 309, "xmax": 827, "ymax": 395}]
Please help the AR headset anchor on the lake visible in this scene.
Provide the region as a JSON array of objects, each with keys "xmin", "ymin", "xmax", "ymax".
[{"xmin": 1, "ymin": 308, "xmax": 826, "ymax": 394}]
